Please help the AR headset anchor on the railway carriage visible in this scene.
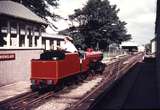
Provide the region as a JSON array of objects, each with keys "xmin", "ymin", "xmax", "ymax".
[{"xmin": 30, "ymin": 49, "xmax": 104, "ymax": 91}]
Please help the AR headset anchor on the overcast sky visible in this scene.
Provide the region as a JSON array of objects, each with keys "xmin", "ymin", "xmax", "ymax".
[{"xmin": 47, "ymin": 0, "xmax": 157, "ymax": 45}]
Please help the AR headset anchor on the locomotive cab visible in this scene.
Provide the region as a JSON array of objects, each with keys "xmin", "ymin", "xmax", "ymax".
[{"xmin": 85, "ymin": 48, "xmax": 104, "ymax": 73}]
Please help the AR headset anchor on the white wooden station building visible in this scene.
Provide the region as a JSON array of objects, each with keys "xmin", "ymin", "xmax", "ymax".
[{"xmin": 0, "ymin": 0, "xmax": 65, "ymax": 86}]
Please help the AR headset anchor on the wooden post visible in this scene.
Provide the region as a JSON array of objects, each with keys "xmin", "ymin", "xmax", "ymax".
[
  {"xmin": 25, "ymin": 25, "xmax": 29, "ymax": 47},
  {"xmin": 46, "ymin": 39, "xmax": 50, "ymax": 50},
  {"xmin": 38, "ymin": 28, "xmax": 42, "ymax": 48},
  {"xmin": 7, "ymin": 21, "xmax": 11, "ymax": 47},
  {"xmin": 54, "ymin": 40, "xmax": 57, "ymax": 50},
  {"xmin": 16, "ymin": 23, "xmax": 20, "ymax": 47},
  {"xmin": 32, "ymin": 27, "xmax": 35, "ymax": 47}
]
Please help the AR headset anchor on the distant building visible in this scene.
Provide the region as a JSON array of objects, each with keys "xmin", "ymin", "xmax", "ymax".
[
  {"xmin": 138, "ymin": 45, "xmax": 145, "ymax": 52},
  {"xmin": 120, "ymin": 41, "xmax": 138, "ymax": 52},
  {"xmin": 151, "ymin": 38, "xmax": 156, "ymax": 54},
  {"xmin": 0, "ymin": 0, "xmax": 64, "ymax": 85}
]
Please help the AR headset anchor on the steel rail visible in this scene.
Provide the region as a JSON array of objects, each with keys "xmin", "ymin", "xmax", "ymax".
[{"xmin": 66, "ymin": 53, "xmax": 144, "ymax": 110}]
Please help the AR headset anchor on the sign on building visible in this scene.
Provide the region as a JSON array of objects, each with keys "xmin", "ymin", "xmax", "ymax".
[{"xmin": 0, "ymin": 54, "xmax": 15, "ymax": 61}]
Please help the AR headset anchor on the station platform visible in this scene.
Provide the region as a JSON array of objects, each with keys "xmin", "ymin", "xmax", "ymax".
[
  {"xmin": 91, "ymin": 57, "xmax": 159, "ymax": 109},
  {"xmin": 0, "ymin": 81, "xmax": 30, "ymax": 102}
]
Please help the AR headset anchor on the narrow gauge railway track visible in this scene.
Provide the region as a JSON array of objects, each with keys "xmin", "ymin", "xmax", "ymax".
[
  {"xmin": 0, "ymin": 91, "xmax": 54, "ymax": 110},
  {"xmin": 0, "ymin": 91, "xmax": 36, "ymax": 110},
  {"xmin": 0, "ymin": 76, "xmax": 102, "ymax": 110},
  {"xmin": 66, "ymin": 53, "xmax": 143, "ymax": 110},
  {"xmin": 0, "ymin": 53, "xmax": 143, "ymax": 110},
  {"xmin": 0, "ymin": 73, "xmax": 104, "ymax": 110}
]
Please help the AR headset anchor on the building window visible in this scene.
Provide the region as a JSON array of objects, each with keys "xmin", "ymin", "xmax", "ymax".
[
  {"xmin": 0, "ymin": 21, "xmax": 7, "ymax": 47},
  {"xmin": 28, "ymin": 36, "xmax": 32, "ymax": 47},
  {"xmin": 10, "ymin": 34, "xmax": 17, "ymax": 47},
  {"xmin": 19, "ymin": 35, "xmax": 25, "ymax": 47},
  {"xmin": 50, "ymin": 39, "xmax": 53, "ymax": 46},
  {"xmin": 49, "ymin": 39, "xmax": 54, "ymax": 50},
  {"xmin": 35, "ymin": 36, "xmax": 38, "ymax": 47},
  {"xmin": 42, "ymin": 38, "xmax": 46, "ymax": 49},
  {"xmin": 28, "ymin": 28, "xmax": 32, "ymax": 47},
  {"xmin": 57, "ymin": 40, "xmax": 60, "ymax": 46},
  {"xmin": 0, "ymin": 33, "xmax": 7, "ymax": 47}
]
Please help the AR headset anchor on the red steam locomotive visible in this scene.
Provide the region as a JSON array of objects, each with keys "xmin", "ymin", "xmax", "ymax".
[{"xmin": 30, "ymin": 49, "xmax": 104, "ymax": 91}]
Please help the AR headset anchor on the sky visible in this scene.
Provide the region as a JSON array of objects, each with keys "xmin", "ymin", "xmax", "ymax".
[{"xmin": 46, "ymin": 0, "xmax": 157, "ymax": 45}]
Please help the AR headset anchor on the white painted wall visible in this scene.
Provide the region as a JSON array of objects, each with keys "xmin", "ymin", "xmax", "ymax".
[
  {"xmin": 45, "ymin": 40, "xmax": 50, "ymax": 50},
  {"xmin": 0, "ymin": 49, "xmax": 43, "ymax": 86}
]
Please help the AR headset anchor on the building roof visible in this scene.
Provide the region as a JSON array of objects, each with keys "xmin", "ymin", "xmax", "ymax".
[
  {"xmin": 0, "ymin": 0, "xmax": 47, "ymax": 25},
  {"xmin": 42, "ymin": 33, "xmax": 65, "ymax": 39},
  {"xmin": 120, "ymin": 41, "xmax": 138, "ymax": 47}
]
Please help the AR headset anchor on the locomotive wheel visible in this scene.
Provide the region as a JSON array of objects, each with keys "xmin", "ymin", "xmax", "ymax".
[
  {"xmin": 91, "ymin": 69, "xmax": 96, "ymax": 75},
  {"xmin": 79, "ymin": 74, "xmax": 87, "ymax": 81},
  {"xmin": 80, "ymin": 72, "xmax": 88, "ymax": 80},
  {"xmin": 86, "ymin": 71, "xmax": 93, "ymax": 80},
  {"xmin": 47, "ymin": 85, "xmax": 54, "ymax": 91},
  {"xmin": 54, "ymin": 85, "xmax": 61, "ymax": 92},
  {"xmin": 31, "ymin": 85, "xmax": 38, "ymax": 91},
  {"xmin": 54, "ymin": 81, "xmax": 65, "ymax": 92},
  {"xmin": 66, "ymin": 82, "xmax": 72, "ymax": 87},
  {"xmin": 73, "ymin": 76, "xmax": 80, "ymax": 85},
  {"xmin": 95, "ymin": 62, "xmax": 105, "ymax": 74},
  {"xmin": 66, "ymin": 77, "xmax": 75, "ymax": 87},
  {"xmin": 98, "ymin": 63, "xmax": 105, "ymax": 74},
  {"xmin": 78, "ymin": 74, "xmax": 85, "ymax": 83}
]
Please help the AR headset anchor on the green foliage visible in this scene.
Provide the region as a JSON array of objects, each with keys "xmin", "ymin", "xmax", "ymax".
[
  {"xmin": 11, "ymin": 0, "xmax": 60, "ymax": 29},
  {"xmin": 59, "ymin": 0, "xmax": 131, "ymax": 50}
]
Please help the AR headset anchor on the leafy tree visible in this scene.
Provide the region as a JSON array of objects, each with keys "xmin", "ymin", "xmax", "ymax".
[
  {"xmin": 59, "ymin": 0, "xmax": 131, "ymax": 50},
  {"xmin": 59, "ymin": 26, "xmax": 86, "ymax": 49},
  {"xmin": 11, "ymin": 0, "xmax": 60, "ymax": 29}
]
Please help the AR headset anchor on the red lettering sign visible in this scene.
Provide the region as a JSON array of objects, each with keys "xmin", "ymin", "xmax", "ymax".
[{"xmin": 0, "ymin": 54, "xmax": 15, "ymax": 61}]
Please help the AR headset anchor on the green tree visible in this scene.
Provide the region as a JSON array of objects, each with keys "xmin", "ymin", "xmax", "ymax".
[
  {"xmin": 59, "ymin": 0, "xmax": 131, "ymax": 50},
  {"xmin": 11, "ymin": 0, "xmax": 60, "ymax": 29}
]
